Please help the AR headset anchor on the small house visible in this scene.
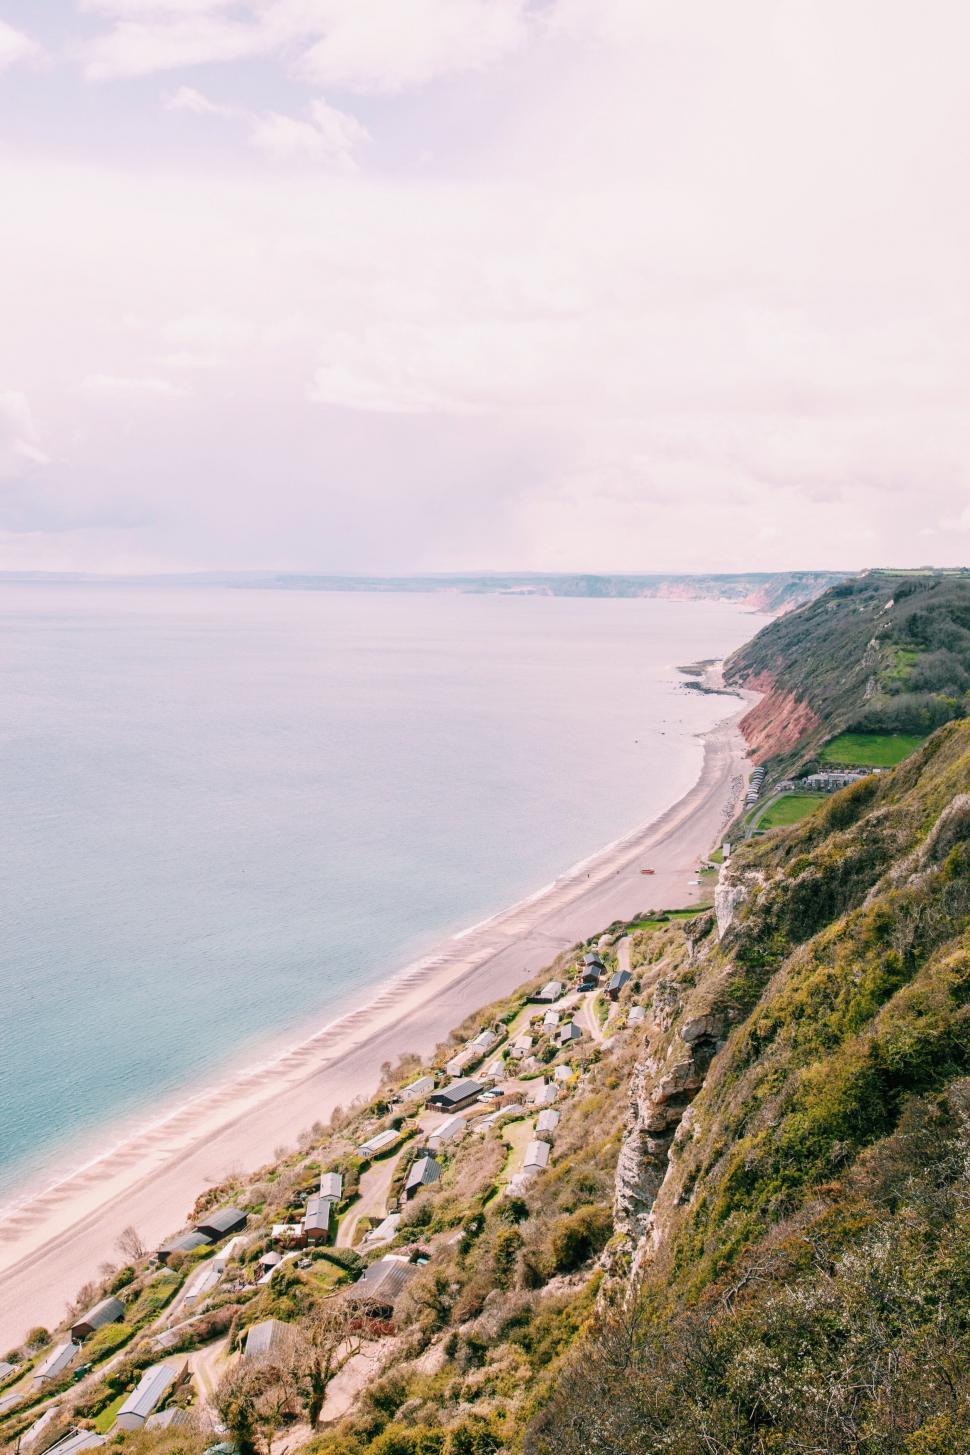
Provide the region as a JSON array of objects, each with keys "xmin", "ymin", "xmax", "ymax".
[
  {"xmin": 532, "ymin": 980, "xmax": 564, "ymax": 1003},
  {"xmin": 428, "ymin": 1114, "xmax": 466, "ymax": 1150},
  {"xmin": 470, "ymin": 1028, "xmax": 498, "ymax": 1052},
  {"xmin": 303, "ymin": 1194, "xmax": 333, "ymax": 1242},
  {"xmin": 542, "ymin": 1009, "xmax": 560, "ymax": 1029},
  {"xmin": 33, "ymin": 1342, "xmax": 79, "ymax": 1385},
  {"xmin": 536, "ymin": 1108, "xmax": 560, "ymax": 1137},
  {"xmin": 319, "ymin": 1172, "xmax": 343, "ymax": 1202},
  {"xmin": 523, "ymin": 1140, "xmax": 550, "ymax": 1173},
  {"xmin": 445, "ymin": 1047, "xmax": 477, "ymax": 1077},
  {"xmin": 397, "ymin": 1075, "xmax": 435, "ymax": 1104},
  {"xmin": 71, "ymin": 1295, "xmax": 124, "ymax": 1342},
  {"xmin": 0, "ymin": 1361, "xmax": 15, "ymax": 1383},
  {"xmin": 532, "ymin": 1081, "xmax": 558, "ymax": 1106},
  {"xmin": 582, "ymin": 953, "xmax": 604, "ymax": 970},
  {"xmin": 195, "ymin": 1206, "xmax": 247, "ymax": 1241},
  {"xmin": 183, "ymin": 1263, "xmax": 221, "ymax": 1304},
  {"xmin": 510, "ymin": 1034, "xmax": 533, "ymax": 1060},
  {"xmin": 115, "ymin": 1362, "xmax": 184, "ymax": 1431},
  {"xmin": 427, "ymin": 1078, "xmax": 483, "ymax": 1112},
  {"xmin": 404, "ymin": 1155, "xmax": 441, "ymax": 1200},
  {"xmin": 607, "ymin": 970, "xmax": 631, "ymax": 1001},
  {"xmin": 346, "ymin": 1255, "xmax": 416, "ymax": 1317},
  {"xmin": 358, "ymin": 1127, "xmax": 401, "ymax": 1158},
  {"xmin": 558, "ymin": 1021, "xmax": 583, "ymax": 1045},
  {"xmin": 157, "ymin": 1230, "xmax": 212, "ymax": 1263},
  {"xmin": 43, "ymin": 1433, "xmax": 105, "ymax": 1455},
  {"xmin": 554, "ymin": 1064, "xmax": 572, "ymax": 1082},
  {"xmin": 245, "ymin": 1318, "xmax": 290, "ymax": 1360}
]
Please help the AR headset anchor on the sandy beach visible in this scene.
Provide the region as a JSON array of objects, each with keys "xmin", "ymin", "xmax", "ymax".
[{"xmin": 0, "ymin": 684, "xmax": 754, "ymax": 1348}]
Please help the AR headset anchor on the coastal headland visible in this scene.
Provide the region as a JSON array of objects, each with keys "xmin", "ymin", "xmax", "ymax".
[{"xmin": 0, "ymin": 679, "xmax": 756, "ymax": 1347}]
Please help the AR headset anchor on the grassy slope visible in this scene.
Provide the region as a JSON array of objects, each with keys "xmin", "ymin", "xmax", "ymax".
[
  {"xmin": 529, "ymin": 721, "xmax": 970, "ymax": 1455},
  {"xmin": 724, "ymin": 568, "xmax": 970, "ymax": 778}
]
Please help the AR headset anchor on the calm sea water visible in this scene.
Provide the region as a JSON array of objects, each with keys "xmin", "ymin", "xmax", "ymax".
[{"xmin": 0, "ymin": 585, "xmax": 758, "ymax": 1201}]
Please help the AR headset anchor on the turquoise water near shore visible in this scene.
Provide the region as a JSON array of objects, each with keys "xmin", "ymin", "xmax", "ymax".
[{"xmin": 0, "ymin": 586, "xmax": 759, "ymax": 1203}]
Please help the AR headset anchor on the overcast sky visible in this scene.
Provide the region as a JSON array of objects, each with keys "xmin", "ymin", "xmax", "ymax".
[{"xmin": 1, "ymin": 1, "xmax": 968, "ymax": 575}]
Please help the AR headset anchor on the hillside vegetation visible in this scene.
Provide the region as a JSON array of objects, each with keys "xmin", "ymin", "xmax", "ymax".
[{"xmin": 724, "ymin": 569, "xmax": 970, "ymax": 774}]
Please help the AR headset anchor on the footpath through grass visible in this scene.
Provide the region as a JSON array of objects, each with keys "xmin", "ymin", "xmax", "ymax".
[{"xmin": 820, "ymin": 731, "xmax": 925, "ymax": 767}]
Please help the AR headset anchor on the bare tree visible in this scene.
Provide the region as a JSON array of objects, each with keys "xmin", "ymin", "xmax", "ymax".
[
  {"xmin": 215, "ymin": 1357, "xmax": 299, "ymax": 1455},
  {"xmin": 292, "ymin": 1302, "xmax": 360, "ymax": 1425},
  {"xmin": 116, "ymin": 1224, "xmax": 146, "ymax": 1261}
]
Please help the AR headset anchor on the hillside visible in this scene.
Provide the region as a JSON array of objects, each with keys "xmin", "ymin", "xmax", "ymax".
[{"xmin": 723, "ymin": 569, "xmax": 970, "ymax": 772}]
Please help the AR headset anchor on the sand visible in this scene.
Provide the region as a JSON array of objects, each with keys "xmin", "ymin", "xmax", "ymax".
[{"xmin": 0, "ymin": 685, "xmax": 754, "ymax": 1348}]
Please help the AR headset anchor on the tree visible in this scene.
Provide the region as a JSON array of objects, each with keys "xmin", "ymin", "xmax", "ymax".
[
  {"xmin": 215, "ymin": 1355, "xmax": 299, "ymax": 1455},
  {"xmin": 293, "ymin": 1301, "xmax": 360, "ymax": 1426},
  {"xmin": 116, "ymin": 1224, "xmax": 146, "ymax": 1261}
]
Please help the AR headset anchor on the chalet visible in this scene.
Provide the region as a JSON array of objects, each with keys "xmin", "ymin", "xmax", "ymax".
[
  {"xmin": 582, "ymin": 953, "xmax": 604, "ymax": 970},
  {"xmin": 470, "ymin": 1028, "xmax": 498, "ymax": 1052},
  {"xmin": 302, "ymin": 1194, "xmax": 333, "ymax": 1241},
  {"xmin": 70, "ymin": 1296, "xmax": 124, "ymax": 1342},
  {"xmin": 523, "ymin": 1140, "xmax": 550, "ymax": 1173},
  {"xmin": 428, "ymin": 1115, "xmax": 466, "ymax": 1150},
  {"xmin": 319, "ymin": 1172, "xmax": 343, "ymax": 1202},
  {"xmin": 445, "ymin": 1047, "xmax": 477, "ymax": 1077},
  {"xmin": 542, "ymin": 1009, "xmax": 560, "ymax": 1030},
  {"xmin": 0, "ymin": 1361, "xmax": 14, "ymax": 1383},
  {"xmin": 558, "ymin": 1020, "xmax": 583, "ymax": 1045},
  {"xmin": 43, "ymin": 1434, "xmax": 105, "ymax": 1455},
  {"xmin": 554, "ymin": 1064, "xmax": 572, "ymax": 1082},
  {"xmin": 358, "ymin": 1128, "xmax": 401, "ymax": 1158},
  {"xmin": 427, "ymin": 1078, "xmax": 483, "ymax": 1111},
  {"xmin": 195, "ymin": 1206, "xmax": 247, "ymax": 1241},
  {"xmin": 532, "ymin": 980, "xmax": 564, "ymax": 1003},
  {"xmin": 536, "ymin": 1108, "xmax": 560, "ymax": 1137},
  {"xmin": 183, "ymin": 1263, "xmax": 221, "ymax": 1304},
  {"xmin": 33, "ymin": 1342, "xmax": 79, "ymax": 1385},
  {"xmin": 404, "ymin": 1155, "xmax": 441, "ymax": 1200},
  {"xmin": 510, "ymin": 1034, "xmax": 533, "ymax": 1060},
  {"xmin": 157, "ymin": 1230, "xmax": 211, "ymax": 1263},
  {"xmin": 346, "ymin": 1255, "xmax": 417, "ymax": 1317},
  {"xmin": 607, "ymin": 970, "xmax": 631, "ymax": 1001},
  {"xmin": 116, "ymin": 1363, "xmax": 184, "ymax": 1431},
  {"xmin": 577, "ymin": 969, "xmax": 600, "ymax": 991},
  {"xmin": 245, "ymin": 1319, "xmax": 289, "ymax": 1360},
  {"xmin": 396, "ymin": 1075, "xmax": 435, "ymax": 1104},
  {"xmin": 531, "ymin": 1081, "xmax": 558, "ymax": 1107}
]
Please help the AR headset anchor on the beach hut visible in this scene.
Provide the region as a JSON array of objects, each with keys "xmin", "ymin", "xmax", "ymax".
[
  {"xmin": 536, "ymin": 1108, "xmax": 560, "ymax": 1137},
  {"xmin": 346, "ymin": 1255, "xmax": 416, "ymax": 1317},
  {"xmin": 428, "ymin": 1114, "xmax": 466, "ymax": 1150},
  {"xmin": 404, "ymin": 1155, "xmax": 441, "ymax": 1200},
  {"xmin": 158, "ymin": 1230, "xmax": 211, "ymax": 1263},
  {"xmin": 71, "ymin": 1296, "xmax": 124, "ymax": 1342},
  {"xmin": 558, "ymin": 1021, "xmax": 583, "ymax": 1045},
  {"xmin": 397, "ymin": 1074, "xmax": 435, "ymax": 1104},
  {"xmin": 195, "ymin": 1206, "xmax": 247, "ymax": 1240},
  {"xmin": 607, "ymin": 970, "xmax": 631, "ymax": 1001},
  {"xmin": 532, "ymin": 1081, "xmax": 558, "ymax": 1107},
  {"xmin": 532, "ymin": 980, "xmax": 564, "ymax": 1003},
  {"xmin": 523, "ymin": 1140, "xmax": 550, "ymax": 1173},
  {"xmin": 115, "ymin": 1362, "xmax": 184, "ymax": 1430},
  {"xmin": 471, "ymin": 1028, "xmax": 498, "ymax": 1052},
  {"xmin": 510, "ymin": 1034, "xmax": 533, "ymax": 1060},
  {"xmin": 320, "ymin": 1172, "xmax": 343, "ymax": 1201},
  {"xmin": 358, "ymin": 1127, "xmax": 401, "ymax": 1159},
  {"xmin": 33, "ymin": 1342, "xmax": 79, "ymax": 1385},
  {"xmin": 245, "ymin": 1319, "xmax": 289, "ymax": 1360},
  {"xmin": 427, "ymin": 1078, "xmax": 483, "ymax": 1111},
  {"xmin": 445, "ymin": 1047, "xmax": 477, "ymax": 1077}
]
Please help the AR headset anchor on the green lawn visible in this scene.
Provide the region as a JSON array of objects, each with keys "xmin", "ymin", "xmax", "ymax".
[
  {"xmin": 820, "ymin": 731, "xmax": 925, "ymax": 767},
  {"xmin": 94, "ymin": 1394, "xmax": 126, "ymax": 1433},
  {"xmin": 758, "ymin": 793, "xmax": 826, "ymax": 828}
]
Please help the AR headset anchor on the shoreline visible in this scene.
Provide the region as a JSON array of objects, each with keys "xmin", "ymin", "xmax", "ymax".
[{"xmin": 0, "ymin": 679, "xmax": 756, "ymax": 1347}]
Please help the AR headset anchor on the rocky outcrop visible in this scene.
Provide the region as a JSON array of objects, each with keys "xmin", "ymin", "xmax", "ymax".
[{"xmin": 714, "ymin": 865, "xmax": 756, "ymax": 939}]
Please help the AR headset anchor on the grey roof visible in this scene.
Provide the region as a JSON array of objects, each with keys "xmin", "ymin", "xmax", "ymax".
[
  {"xmin": 0, "ymin": 1361, "xmax": 15, "ymax": 1381},
  {"xmin": 303, "ymin": 1195, "xmax": 333, "ymax": 1233},
  {"xmin": 608, "ymin": 970, "xmax": 631, "ymax": 993},
  {"xmin": 245, "ymin": 1319, "xmax": 289, "ymax": 1359},
  {"xmin": 319, "ymin": 1172, "xmax": 343, "ymax": 1200},
  {"xmin": 428, "ymin": 1078, "xmax": 483, "ymax": 1106},
  {"xmin": 404, "ymin": 1155, "xmax": 441, "ymax": 1194},
  {"xmin": 34, "ymin": 1342, "xmax": 79, "ymax": 1382},
  {"xmin": 117, "ymin": 1363, "xmax": 179, "ymax": 1425},
  {"xmin": 558, "ymin": 1021, "xmax": 582, "ymax": 1042},
  {"xmin": 159, "ymin": 1230, "xmax": 211, "ymax": 1258},
  {"xmin": 71, "ymin": 1295, "xmax": 124, "ymax": 1338},
  {"xmin": 583, "ymin": 953, "xmax": 604, "ymax": 968},
  {"xmin": 536, "ymin": 1109, "xmax": 560, "ymax": 1134},
  {"xmin": 524, "ymin": 1139, "xmax": 550, "ymax": 1169},
  {"xmin": 145, "ymin": 1407, "xmax": 193, "ymax": 1431},
  {"xmin": 195, "ymin": 1206, "xmax": 247, "ymax": 1239},
  {"xmin": 43, "ymin": 1432, "xmax": 106, "ymax": 1455},
  {"xmin": 350, "ymin": 1256, "xmax": 416, "ymax": 1308}
]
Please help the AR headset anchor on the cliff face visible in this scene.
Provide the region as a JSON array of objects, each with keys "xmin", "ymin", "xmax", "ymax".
[
  {"xmin": 735, "ymin": 669, "xmax": 822, "ymax": 761},
  {"xmin": 530, "ymin": 722, "xmax": 970, "ymax": 1455}
]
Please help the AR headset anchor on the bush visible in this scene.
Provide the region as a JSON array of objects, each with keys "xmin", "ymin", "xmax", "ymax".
[{"xmin": 548, "ymin": 1205, "xmax": 612, "ymax": 1273}]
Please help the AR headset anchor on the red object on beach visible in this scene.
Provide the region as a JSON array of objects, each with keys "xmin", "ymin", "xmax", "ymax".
[{"xmin": 640, "ymin": 868, "xmax": 656, "ymax": 875}]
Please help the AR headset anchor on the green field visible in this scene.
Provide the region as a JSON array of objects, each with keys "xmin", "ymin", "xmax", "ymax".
[
  {"xmin": 758, "ymin": 793, "xmax": 826, "ymax": 828},
  {"xmin": 820, "ymin": 731, "xmax": 925, "ymax": 767}
]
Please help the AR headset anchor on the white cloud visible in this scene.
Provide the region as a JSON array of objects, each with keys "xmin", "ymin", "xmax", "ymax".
[
  {"xmin": 0, "ymin": 393, "xmax": 48, "ymax": 477},
  {"xmin": 81, "ymin": 0, "xmax": 532, "ymax": 88},
  {"xmin": 163, "ymin": 84, "xmax": 237, "ymax": 117},
  {"xmin": 0, "ymin": 20, "xmax": 42, "ymax": 71},
  {"xmin": 249, "ymin": 101, "xmax": 368, "ymax": 168}
]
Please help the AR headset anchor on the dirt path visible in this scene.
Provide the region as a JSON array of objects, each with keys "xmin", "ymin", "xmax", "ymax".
[
  {"xmin": 576, "ymin": 991, "xmax": 605, "ymax": 1044},
  {"xmin": 336, "ymin": 1152, "xmax": 404, "ymax": 1249}
]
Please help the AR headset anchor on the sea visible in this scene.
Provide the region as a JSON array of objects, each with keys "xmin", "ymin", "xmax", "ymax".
[{"xmin": 0, "ymin": 584, "xmax": 760, "ymax": 1207}]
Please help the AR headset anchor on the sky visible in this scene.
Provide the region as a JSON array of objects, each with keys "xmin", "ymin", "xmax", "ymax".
[{"xmin": 0, "ymin": 0, "xmax": 969, "ymax": 576}]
